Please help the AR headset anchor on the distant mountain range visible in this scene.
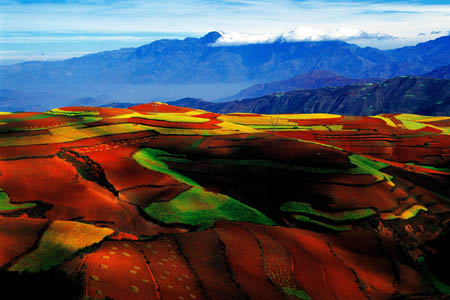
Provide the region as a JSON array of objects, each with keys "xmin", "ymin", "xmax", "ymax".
[
  {"xmin": 170, "ymin": 76, "xmax": 450, "ymax": 115},
  {"xmin": 1, "ymin": 32, "xmax": 449, "ymax": 100},
  {"xmin": 218, "ymin": 70, "xmax": 383, "ymax": 101}
]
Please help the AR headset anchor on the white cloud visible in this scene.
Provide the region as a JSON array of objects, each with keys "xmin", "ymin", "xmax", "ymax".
[
  {"xmin": 212, "ymin": 32, "xmax": 279, "ymax": 45},
  {"xmin": 213, "ymin": 26, "xmax": 397, "ymax": 46}
]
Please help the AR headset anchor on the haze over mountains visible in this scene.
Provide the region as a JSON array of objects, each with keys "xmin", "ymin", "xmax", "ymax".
[{"xmin": 1, "ymin": 32, "xmax": 450, "ymax": 110}]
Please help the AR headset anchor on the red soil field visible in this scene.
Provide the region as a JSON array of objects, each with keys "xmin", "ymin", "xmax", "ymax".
[
  {"xmin": 119, "ymin": 184, "xmax": 191, "ymax": 207},
  {"xmin": 264, "ymin": 225, "xmax": 368, "ymax": 300},
  {"xmin": 213, "ymin": 222, "xmax": 283, "ymax": 299},
  {"xmin": 130, "ymin": 103, "xmax": 195, "ymax": 113},
  {"xmin": 174, "ymin": 229, "xmax": 246, "ymax": 300},
  {"xmin": 139, "ymin": 236, "xmax": 206, "ymax": 300},
  {"xmin": 86, "ymin": 149, "xmax": 180, "ymax": 191},
  {"xmin": 84, "ymin": 241, "xmax": 159, "ymax": 300}
]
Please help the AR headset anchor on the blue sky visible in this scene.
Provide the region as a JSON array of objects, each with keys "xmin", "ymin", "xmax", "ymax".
[{"xmin": 1, "ymin": 0, "xmax": 449, "ymax": 64}]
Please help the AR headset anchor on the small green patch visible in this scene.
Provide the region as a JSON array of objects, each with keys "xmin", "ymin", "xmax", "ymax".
[
  {"xmin": 0, "ymin": 190, "xmax": 35, "ymax": 211},
  {"xmin": 190, "ymin": 137, "xmax": 205, "ymax": 149},
  {"xmin": 348, "ymin": 154, "xmax": 393, "ymax": 183},
  {"xmin": 405, "ymin": 163, "xmax": 450, "ymax": 173},
  {"xmin": 66, "ymin": 116, "xmax": 103, "ymax": 126},
  {"xmin": 283, "ymin": 287, "xmax": 312, "ymax": 300},
  {"xmin": 133, "ymin": 148, "xmax": 200, "ymax": 187}
]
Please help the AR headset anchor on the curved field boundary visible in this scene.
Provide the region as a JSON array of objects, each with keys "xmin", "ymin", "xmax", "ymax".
[
  {"xmin": 174, "ymin": 229, "xmax": 247, "ymax": 300},
  {"xmin": 139, "ymin": 236, "xmax": 206, "ymax": 300},
  {"xmin": 264, "ymin": 225, "xmax": 368, "ymax": 300},
  {"xmin": 247, "ymin": 225, "xmax": 312, "ymax": 300},
  {"xmin": 0, "ymin": 217, "xmax": 48, "ymax": 267},
  {"xmin": 213, "ymin": 222, "xmax": 284, "ymax": 299}
]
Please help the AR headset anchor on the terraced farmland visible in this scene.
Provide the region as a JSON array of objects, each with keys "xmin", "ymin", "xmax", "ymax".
[{"xmin": 0, "ymin": 103, "xmax": 449, "ymax": 299}]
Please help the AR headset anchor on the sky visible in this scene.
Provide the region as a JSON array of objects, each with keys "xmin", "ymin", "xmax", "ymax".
[{"xmin": 0, "ymin": 0, "xmax": 449, "ymax": 64}]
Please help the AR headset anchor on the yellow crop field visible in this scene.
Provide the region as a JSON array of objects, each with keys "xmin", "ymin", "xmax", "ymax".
[{"xmin": 9, "ymin": 220, "xmax": 113, "ymax": 272}]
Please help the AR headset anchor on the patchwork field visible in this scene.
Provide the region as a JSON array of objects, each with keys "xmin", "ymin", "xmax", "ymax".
[{"xmin": 0, "ymin": 102, "xmax": 449, "ymax": 299}]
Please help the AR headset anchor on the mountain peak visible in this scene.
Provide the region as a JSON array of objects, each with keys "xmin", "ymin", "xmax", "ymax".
[{"xmin": 200, "ymin": 31, "xmax": 222, "ymax": 44}]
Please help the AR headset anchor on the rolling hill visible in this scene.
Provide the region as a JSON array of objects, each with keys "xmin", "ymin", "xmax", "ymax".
[
  {"xmin": 423, "ymin": 64, "xmax": 450, "ymax": 79},
  {"xmin": 219, "ymin": 70, "xmax": 382, "ymax": 101},
  {"xmin": 171, "ymin": 76, "xmax": 450, "ymax": 115}
]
